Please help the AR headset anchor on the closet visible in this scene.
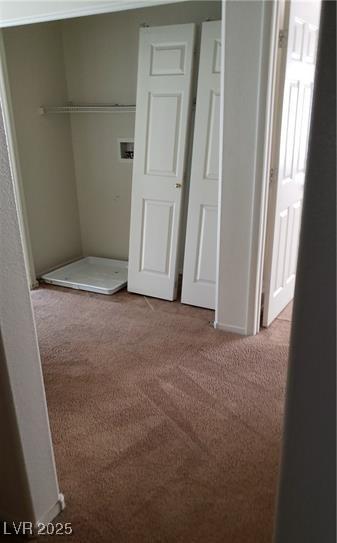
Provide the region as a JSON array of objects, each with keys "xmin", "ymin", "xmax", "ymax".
[{"xmin": 2, "ymin": 1, "xmax": 221, "ymax": 308}]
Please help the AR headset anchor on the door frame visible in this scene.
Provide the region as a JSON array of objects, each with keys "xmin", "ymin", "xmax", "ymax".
[
  {"xmin": 253, "ymin": 0, "xmax": 288, "ymax": 332},
  {"xmin": 244, "ymin": 0, "xmax": 292, "ymax": 335},
  {"xmin": 260, "ymin": 0, "xmax": 289, "ymax": 328},
  {"xmin": 214, "ymin": 0, "xmax": 281, "ymax": 336}
]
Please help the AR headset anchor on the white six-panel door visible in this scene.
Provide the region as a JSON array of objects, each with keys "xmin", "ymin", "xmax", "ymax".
[
  {"xmin": 263, "ymin": 1, "xmax": 320, "ymax": 326},
  {"xmin": 128, "ymin": 24, "xmax": 196, "ymax": 300},
  {"xmin": 181, "ymin": 21, "xmax": 221, "ymax": 309}
]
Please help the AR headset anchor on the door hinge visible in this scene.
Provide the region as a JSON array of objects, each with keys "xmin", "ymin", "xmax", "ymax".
[
  {"xmin": 278, "ymin": 29, "xmax": 287, "ymax": 48},
  {"xmin": 269, "ymin": 167, "xmax": 276, "ymax": 184}
]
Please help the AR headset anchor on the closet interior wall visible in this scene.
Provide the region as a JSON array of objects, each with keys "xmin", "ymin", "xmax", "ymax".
[
  {"xmin": 3, "ymin": 22, "xmax": 82, "ymax": 277},
  {"xmin": 3, "ymin": 1, "xmax": 221, "ymax": 280}
]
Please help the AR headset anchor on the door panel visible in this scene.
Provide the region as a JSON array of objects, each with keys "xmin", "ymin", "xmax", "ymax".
[
  {"xmin": 128, "ymin": 24, "xmax": 195, "ymax": 300},
  {"xmin": 195, "ymin": 204, "xmax": 218, "ymax": 284},
  {"xmin": 140, "ymin": 199, "xmax": 174, "ymax": 275},
  {"xmin": 181, "ymin": 21, "xmax": 221, "ymax": 309},
  {"xmin": 205, "ymin": 91, "xmax": 221, "ymax": 179},
  {"xmin": 146, "ymin": 93, "xmax": 182, "ymax": 175},
  {"xmin": 263, "ymin": 1, "xmax": 320, "ymax": 326}
]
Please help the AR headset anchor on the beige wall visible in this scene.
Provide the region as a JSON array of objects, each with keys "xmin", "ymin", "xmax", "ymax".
[
  {"xmin": 3, "ymin": 22, "xmax": 82, "ymax": 276},
  {"xmin": 62, "ymin": 1, "xmax": 221, "ymax": 260}
]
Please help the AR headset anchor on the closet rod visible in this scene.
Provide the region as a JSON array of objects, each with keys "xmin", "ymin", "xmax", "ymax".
[{"xmin": 39, "ymin": 104, "xmax": 136, "ymax": 115}]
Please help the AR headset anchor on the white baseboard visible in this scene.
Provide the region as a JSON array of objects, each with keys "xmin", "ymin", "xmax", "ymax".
[
  {"xmin": 213, "ymin": 321, "xmax": 247, "ymax": 335},
  {"xmin": 36, "ymin": 493, "xmax": 65, "ymax": 527}
]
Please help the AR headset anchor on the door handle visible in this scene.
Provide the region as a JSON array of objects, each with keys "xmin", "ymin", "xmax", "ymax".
[{"xmin": 175, "ymin": 183, "xmax": 182, "ymax": 189}]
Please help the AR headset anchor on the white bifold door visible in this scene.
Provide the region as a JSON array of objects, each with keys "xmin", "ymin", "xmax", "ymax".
[
  {"xmin": 128, "ymin": 24, "xmax": 196, "ymax": 300},
  {"xmin": 263, "ymin": 1, "xmax": 320, "ymax": 326},
  {"xmin": 181, "ymin": 21, "xmax": 221, "ymax": 309}
]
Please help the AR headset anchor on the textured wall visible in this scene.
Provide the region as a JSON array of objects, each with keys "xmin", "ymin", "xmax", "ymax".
[
  {"xmin": 3, "ymin": 21, "xmax": 82, "ymax": 275},
  {"xmin": 0, "ymin": 105, "xmax": 60, "ymax": 522}
]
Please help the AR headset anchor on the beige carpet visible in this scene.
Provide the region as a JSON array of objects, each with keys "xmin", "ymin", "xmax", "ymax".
[{"xmin": 29, "ymin": 285, "xmax": 291, "ymax": 543}]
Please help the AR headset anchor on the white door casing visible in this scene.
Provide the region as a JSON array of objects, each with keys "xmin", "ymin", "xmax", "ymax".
[
  {"xmin": 181, "ymin": 20, "xmax": 221, "ymax": 310},
  {"xmin": 263, "ymin": 1, "xmax": 320, "ymax": 326},
  {"xmin": 128, "ymin": 23, "xmax": 196, "ymax": 300}
]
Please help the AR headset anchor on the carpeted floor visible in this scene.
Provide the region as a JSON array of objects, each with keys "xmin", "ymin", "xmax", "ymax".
[{"xmin": 30, "ymin": 285, "xmax": 291, "ymax": 543}]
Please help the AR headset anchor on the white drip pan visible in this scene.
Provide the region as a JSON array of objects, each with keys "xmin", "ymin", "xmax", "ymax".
[{"xmin": 41, "ymin": 257, "xmax": 128, "ymax": 295}]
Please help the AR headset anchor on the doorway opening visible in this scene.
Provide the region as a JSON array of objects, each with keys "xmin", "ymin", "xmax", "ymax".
[{"xmin": 260, "ymin": 0, "xmax": 321, "ymax": 328}]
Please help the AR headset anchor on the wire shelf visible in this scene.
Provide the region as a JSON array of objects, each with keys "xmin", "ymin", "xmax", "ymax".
[{"xmin": 39, "ymin": 104, "xmax": 136, "ymax": 115}]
